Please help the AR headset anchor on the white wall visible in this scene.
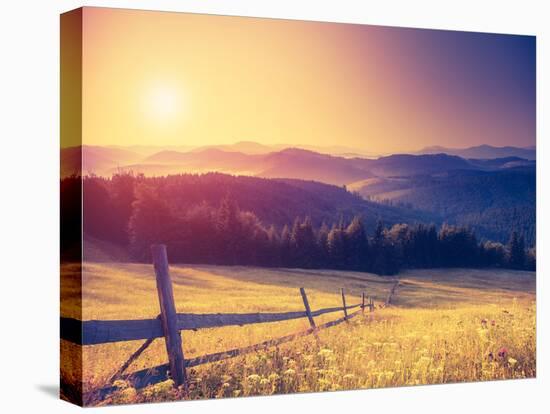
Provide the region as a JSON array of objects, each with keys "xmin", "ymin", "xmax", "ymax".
[{"xmin": 0, "ymin": 1, "xmax": 546, "ymax": 413}]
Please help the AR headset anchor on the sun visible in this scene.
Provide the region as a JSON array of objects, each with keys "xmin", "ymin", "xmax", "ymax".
[{"xmin": 142, "ymin": 82, "xmax": 184, "ymax": 122}]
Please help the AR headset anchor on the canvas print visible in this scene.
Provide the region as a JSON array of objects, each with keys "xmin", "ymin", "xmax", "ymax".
[{"xmin": 60, "ymin": 7, "xmax": 536, "ymax": 407}]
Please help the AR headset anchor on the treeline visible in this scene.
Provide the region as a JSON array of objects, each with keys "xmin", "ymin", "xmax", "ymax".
[
  {"xmin": 77, "ymin": 171, "xmax": 436, "ymax": 241},
  {"xmin": 367, "ymin": 168, "xmax": 536, "ymax": 246},
  {"xmin": 128, "ymin": 187, "xmax": 535, "ymax": 274},
  {"xmin": 61, "ymin": 173, "xmax": 535, "ymax": 274}
]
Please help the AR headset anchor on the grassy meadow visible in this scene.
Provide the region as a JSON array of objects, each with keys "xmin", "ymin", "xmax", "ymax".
[{"xmin": 61, "ymin": 262, "xmax": 536, "ymax": 406}]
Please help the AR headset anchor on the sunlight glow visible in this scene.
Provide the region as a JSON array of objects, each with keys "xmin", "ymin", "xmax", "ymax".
[{"xmin": 143, "ymin": 83, "xmax": 183, "ymax": 122}]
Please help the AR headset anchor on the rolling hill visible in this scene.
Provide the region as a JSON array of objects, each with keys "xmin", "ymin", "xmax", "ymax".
[
  {"xmin": 63, "ymin": 144, "xmax": 534, "ymax": 185},
  {"xmin": 363, "ymin": 153, "xmax": 475, "ymax": 177},
  {"xmin": 416, "ymin": 144, "xmax": 536, "ymax": 160},
  {"xmin": 349, "ymin": 166, "xmax": 536, "ymax": 245},
  {"xmin": 109, "ymin": 147, "xmax": 377, "ymax": 185},
  {"xmin": 257, "ymin": 149, "xmax": 374, "ymax": 185},
  {"xmin": 92, "ymin": 146, "xmax": 526, "ymax": 185},
  {"xmin": 138, "ymin": 172, "xmax": 437, "ymax": 231}
]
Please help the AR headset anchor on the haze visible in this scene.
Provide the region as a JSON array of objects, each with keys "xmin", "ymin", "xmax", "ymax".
[{"xmin": 74, "ymin": 8, "xmax": 535, "ymax": 153}]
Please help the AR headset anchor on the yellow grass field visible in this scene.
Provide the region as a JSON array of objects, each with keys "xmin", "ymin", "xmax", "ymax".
[{"xmin": 61, "ymin": 263, "xmax": 536, "ymax": 406}]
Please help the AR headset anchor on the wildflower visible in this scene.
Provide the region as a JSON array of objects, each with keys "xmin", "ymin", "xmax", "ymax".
[
  {"xmin": 113, "ymin": 387, "xmax": 136, "ymax": 403},
  {"xmin": 491, "ymin": 320, "xmax": 496, "ymax": 326},
  {"xmin": 284, "ymin": 369, "xmax": 296, "ymax": 376},
  {"xmin": 488, "ymin": 352, "xmax": 494, "ymax": 362},
  {"xmin": 508, "ymin": 357, "xmax": 518, "ymax": 367},
  {"xmin": 318, "ymin": 378, "xmax": 331, "ymax": 388},
  {"xmin": 481, "ymin": 319, "xmax": 488, "ymax": 328},
  {"xmin": 419, "ymin": 356, "xmax": 432, "ymax": 364},
  {"xmin": 268, "ymin": 373, "xmax": 280, "ymax": 382},
  {"xmin": 343, "ymin": 374, "xmax": 355, "ymax": 380},
  {"xmin": 222, "ymin": 382, "xmax": 230, "ymax": 388},
  {"xmin": 247, "ymin": 374, "xmax": 261, "ymax": 382},
  {"xmin": 113, "ymin": 379, "xmax": 129, "ymax": 389},
  {"xmin": 498, "ymin": 347, "xmax": 508, "ymax": 359},
  {"xmin": 318, "ymin": 348, "xmax": 333, "ymax": 357}
]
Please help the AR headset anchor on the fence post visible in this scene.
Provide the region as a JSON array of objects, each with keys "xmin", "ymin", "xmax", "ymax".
[
  {"xmin": 151, "ymin": 244, "xmax": 188, "ymax": 392},
  {"xmin": 300, "ymin": 288, "xmax": 320, "ymax": 343},
  {"xmin": 361, "ymin": 292, "xmax": 366, "ymax": 313},
  {"xmin": 369, "ymin": 296, "xmax": 374, "ymax": 312},
  {"xmin": 341, "ymin": 288, "xmax": 348, "ymax": 320}
]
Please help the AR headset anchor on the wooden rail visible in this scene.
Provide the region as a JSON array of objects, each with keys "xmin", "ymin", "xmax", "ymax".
[
  {"xmin": 60, "ymin": 244, "xmax": 381, "ymax": 401},
  {"xmin": 60, "ymin": 304, "xmax": 363, "ymax": 346}
]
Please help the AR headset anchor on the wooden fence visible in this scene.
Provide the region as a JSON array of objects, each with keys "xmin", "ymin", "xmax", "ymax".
[{"xmin": 61, "ymin": 244, "xmax": 379, "ymax": 399}]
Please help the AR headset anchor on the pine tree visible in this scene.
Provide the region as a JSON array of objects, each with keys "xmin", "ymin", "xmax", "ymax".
[
  {"xmin": 373, "ymin": 220, "xmax": 384, "ymax": 245},
  {"xmin": 316, "ymin": 222, "xmax": 330, "ymax": 267},
  {"xmin": 280, "ymin": 224, "xmax": 292, "ymax": 267},
  {"xmin": 327, "ymin": 224, "xmax": 346, "ymax": 268},
  {"xmin": 345, "ymin": 216, "xmax": 369, "ymax": 270},
  {"xmin": 110, "ymin": 172, "xmax": 136, "ymax": 244},
  {"xmin": 216, "ymin": 194, "xmax": 241, "ymax": 264},
  {"xmin": 128, "ymin": 184, "xmax": 178, "ymax": 261},
  {"xmin": 508, "ymin": 231, "xmax": 526, "ymax": 269},
  {"xmin": 290, "ymin": 216, "xmax": 317, "ymax": 268},
  {"xmin": 266, "ymin": 225, "xmax": 280, "ymax": 266}
]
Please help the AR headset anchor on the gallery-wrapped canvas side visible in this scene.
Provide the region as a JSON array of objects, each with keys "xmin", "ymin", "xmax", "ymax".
[{"xmin": 60, "ymin": 7, "xmax": 83, "ymax": 407}]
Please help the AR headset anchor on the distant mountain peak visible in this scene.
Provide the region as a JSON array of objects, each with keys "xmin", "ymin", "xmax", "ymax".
[
  {"xmin": 416, "ymin": 144, "xmax": 535, "ymax": 160},
  {"xmin": 276, "ymin": 147, "xmax": 322, "ymax": 156}
]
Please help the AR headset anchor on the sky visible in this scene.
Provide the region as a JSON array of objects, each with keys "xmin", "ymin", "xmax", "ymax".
[{"xmin": 72, "ymin": 7, "xmax": 535, "ymax": 153}]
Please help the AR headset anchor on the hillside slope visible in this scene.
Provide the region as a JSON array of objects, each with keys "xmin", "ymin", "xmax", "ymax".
[
  {"xmin": 349, "ymin": 166, "xmax": 535, "ymax": 244},
  {"xmin": 417, "ymin": 144, "xmax": 536, "ymax": 160},
  {"xmin": 146, "ymin": 173, "xmax": 436, "ymax": 231}
]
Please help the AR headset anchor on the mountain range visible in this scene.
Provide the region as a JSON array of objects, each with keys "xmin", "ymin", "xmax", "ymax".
[
  {"xmin": 61, "ymin": 143, "xmax": 536, "ymax": 245},
  {"xmin": 416, "ymin": 144, "xmax": 535, "ymax": 160},
  {"xmin": 61, "ymin": 144, "xmax": 535, "ymax": 185},
  {"xmin": 105, "ymin": 141, "xmax": 380, "ymax": 158},
  {"xmin": 101, "ymin": 142, "xmax": 535, "ymax": 160}
]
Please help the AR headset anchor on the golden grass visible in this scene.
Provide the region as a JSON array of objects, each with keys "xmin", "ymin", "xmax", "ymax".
[{"xmin": 60, "ymin": 263, "xmax": 535, "ymax": 406}]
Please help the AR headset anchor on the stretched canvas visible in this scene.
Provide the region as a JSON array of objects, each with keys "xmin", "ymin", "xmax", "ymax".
[{"xmin": 60, "ymin": 7, "xmax": 536, "ymax": 407}]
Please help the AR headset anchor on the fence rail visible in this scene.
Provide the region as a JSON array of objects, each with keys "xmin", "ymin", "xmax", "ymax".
[
  {"xmin": 60, "ymin": 244, "xmax": 383, "ymax": 401},
  {"xmin": 61, "ymin": 304, "xmax": 363, "ymax": 346}
]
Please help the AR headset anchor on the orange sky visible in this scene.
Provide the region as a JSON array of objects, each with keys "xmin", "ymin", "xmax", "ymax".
[{"xmin": 76, "ymin": 7, "xmax": 535, "ymax": 153}]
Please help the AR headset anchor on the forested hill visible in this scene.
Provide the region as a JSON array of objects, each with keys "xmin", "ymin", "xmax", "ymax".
[
  {"xmin": 60, "ymin": 172, "xmax": 535, "ymax": 274},
  {"xmin": 78, "ymin": 172, "xmax": 436, "ymax": 241},
  {"xmin": 349, "ymin": 166, "xmax": 535, "ymax": 246}
]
